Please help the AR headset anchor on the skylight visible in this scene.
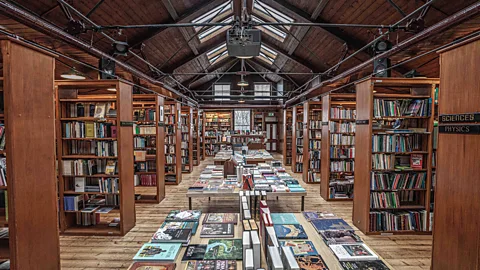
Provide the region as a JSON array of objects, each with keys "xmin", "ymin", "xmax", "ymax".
[
  {"xmin": 207, "ymin": 43, "xmax": 228, "ymax": 65},
  {"xmin": 252, "ymin": 15, "xmax": 287, "ymax": 42},
  {"xmin": 253, "ymin": 0, "xmax": 294, "ymax": 30},
  {"xmin": 257, "ymin": 44, "xmax": 278, "ymax": 65},
  {"xmin": 192, "ymin": 1, "xmax": 233, "ymax": 32},
  {"xmin": 198, "ymin": 16, "xmax": 233, "ymax": 43}
]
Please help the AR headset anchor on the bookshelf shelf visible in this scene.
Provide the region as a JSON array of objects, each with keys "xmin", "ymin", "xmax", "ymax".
[
  {"xmin": 203, "ymin": 111, "xmax": 232, "ymax": 156},
  {"xmin": 303, "ymin": 101, "xmax": 322, "ymax": 184},
  {"xmin": 283, "ymin": 108, "xmax": 292, "ymax": 166},
  {"xmin": 353, "ymin": 77, "xmax": 438, "ymax": 235},
  {"xmin": 56, "ymin": 80, "xmax": 136, "ymax": 237},
  {"xmin": 291, "ymin": 105, "xmax": 304, "ymax": 173},
  {"xmin": 164, "ymin": 101, "xmax": 182, "ymax": 185},
  {"xmin": 62, "ymin": 137, "xmax": 117, "ymax": 141},
  {"xmin": 181, "ymin": 107, "xmax": 193, "ymax": 173}
]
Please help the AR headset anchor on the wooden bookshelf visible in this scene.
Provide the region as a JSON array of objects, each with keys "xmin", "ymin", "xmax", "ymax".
[
  {"xmin": 181, "ymin": 107, "xmax": 193, "ymax": 173},
  {"xmin": 204, "ymin": 111, "xmax": 232, "ymax": 156},
  {"xmin": 0, "ymin": 37, "xmax": 60, "ymax": 269},
  {"xmin": 164, "ymin": 101, "xmax": 182, "ymax": 184},
  {"xmin": 321, "ymin": 94, "xmax": 356, "ymax": 200},
  {"xmin": 303, "ymin": 101, "xmax": 322, "ymax": 184},
  {"xmin": 252, "ymin": 110, "xmax": 264, "ymax": 131},
  {"xmin": 291, "ymin": 105, "xmax": 304, "ymax": 173},
  {"xmin": 132, "ymin": 94, "xmax": 165, "ymax": 204},
  {"xmin": 192, "ymin": 109, "xmax": 201, "ymax": 166},
  {"xmin": 56, "ymin": 80, "xmax": 136, "ymax": 237},
  {"xmin": 283, "ymin": 108, "xmax": 293, "ymax": 166},
  {"xmin": 251, "ymin": 109, "xmax": 280, "ymax": 152},
  {"xmin": 353, "ymin": 77, "xmax": 438, "ymax": 235}
]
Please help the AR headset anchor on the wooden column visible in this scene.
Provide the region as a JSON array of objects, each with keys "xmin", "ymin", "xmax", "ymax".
[
  {"xmin": 175, "ymin": 102, "xmax": 183, "ymax": 183},
  {"xmin": 157, "ymin": 96, "xmax": 166, "ymax": 202},
  {"xmin": 1, "ymin": 38, "xmax": 60, "ymax": 269},
  {"xmin": 302, "ymin": 101, "xmax": 310, "ymax": 182},
  {"xmin": 291, "ymin": 106, "xmax": 298, "ymax": 172},
  {"xmin": 320, "ymin": 95, "xmax": 330, "ymax": 199},
  {"xmin": 432, "ymin": 36, "xmax": 480, "ymax": 269}
]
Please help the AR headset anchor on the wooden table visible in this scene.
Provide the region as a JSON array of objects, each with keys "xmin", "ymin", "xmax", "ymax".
[{"xmin": 186, "ymin": 190, "xmax": 307, "ymax": 211}]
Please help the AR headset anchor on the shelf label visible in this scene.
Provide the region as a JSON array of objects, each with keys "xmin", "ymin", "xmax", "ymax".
[
  {"xmin": 322, "ymin": 121, "xmax": 328, "ymax": 126},
  {"xmin": 120, "ymin": 121, "xmax": 135, "ymax": 127},
  {"xmin": 356, "ymin": 119, "xmax": 369, "ymax": 125},
  {"xmin": 158, "ymin": 122, "xmax": 165, "ymax": 127},
  {"xmin": 439, "ymin": 113, "xmax": 480, "ymax": 123},
  {"xmin": 439, "ymin": 125, "xmax": 480, "ymax": 134}
]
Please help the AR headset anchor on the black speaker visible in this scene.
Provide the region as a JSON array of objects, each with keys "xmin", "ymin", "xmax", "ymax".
[
  {"xmin": 99, "ymin": 58, "xmax": 116, "ymax": 79},
  {"xmin": 374, "ymin": 58, "xmax": 391, "ymax": 77}
]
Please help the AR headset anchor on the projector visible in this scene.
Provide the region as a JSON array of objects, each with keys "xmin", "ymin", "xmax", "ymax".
[{"xmin": 226, "ymin": 28, "xmax": 261, "ymax": 58}]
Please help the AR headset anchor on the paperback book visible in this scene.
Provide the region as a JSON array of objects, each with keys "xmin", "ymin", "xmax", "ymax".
[
  {"xmin": 203, "ymin": 213, "xmax": 238, "ymax": 224},
  {"xmin": 340, "ymin": 260, "xmax": 390, "ymax": 270},
  {"xmin": 184, "ymin": 260, "xmax": 237, "ymax": 270},
  {"xmin": 151, "ymin": 228, "xmax": 192, "ymax": 244},
  {"xmin": 204, "ymin": 239, "xmax": 243, "ymax": 260},
  {"xmin": 270, "ymin": 213, "xmax": 299, "ymax": 225},
  {"xmin": 280, "ymin": 240, "xmax": 319, "ymax": 256},
  {"xmin": 181, "ymin": 244, "xmax": 207, "ymax": 261},
  {"xmin": 128, "ymin": 262, "xmax": 176, "ymax": 270},
  {"xmin": 200, "ymin": 223, "xmax": 235, "ymax": 238},
  {"xmin": 133, "ymin": 243, "xmax": 182, "ymax": 261},
  {"xmin": 160, "ymin": 221, "xmax": 199, "ymax": 234},
  {"xmin": 302, "ymin": 211, "xmax": 336, "ymax": 221},
  {"xmin": 274, "ymin": 224, "xmax": 308, "ymax": 239},
  {"xmin": 320, "ymin": 230, "xmax": 362, "ymax": 245},
  {"xmin": 330, "ymin": 243, "xmax": 379, "ymax": 261},
  {"xmin": 295, "ymin": 255, "xmax": 329, "ymax": 270},
  {"xmin": 165, "ymin": 210, "xmax": 201, "ymax": 222},
  {"xmin": 310, "ymin": 219, "xmax": 354, "ymax": 233}
]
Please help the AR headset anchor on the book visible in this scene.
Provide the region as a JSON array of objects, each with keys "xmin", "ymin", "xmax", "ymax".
[
  {"xmin": 274, "ymin": 224, "xmax": 308, "ymax": 239},
  {"xmin": 330, "ymin": 243, "xmax": 379, "ymax": 261},
  {"xmin": 151, "ymin": 228, "xmax": 192, "ymax": 244},
  {"xmin": 165, "ymin": 210, "xmax": 202, "ymax": 222},
  {"xmin": 295, "ymin": 255, "xmax": 329, "ymax": 270},
  {"xmin": 200, "ymin": 223, "xmax": 234, "ymax": 238},
  {"xmin": 280, "ymin": 241, "xmax": 318, "ymax": 256},
  {"xmin": 271, "ymin": 213, "xmax": 299, "ymax": 225},
  {"xmin": 184, "ymin": 260, "xmax": 236, "ymax": 270},
  {"xmin": 310, "ymin": 219, "xmax": 354, "ymax": 233},
  {"xmin": 160, "ymin": 221, "xmax": 199, "ymax": 234},
  {"xmin": 215, "ymin": 260, "xmax": 237, "ymax": 270},
  {"xmin": 181, "ymin": 244, "xmax": 207, "ymax": 261},
  {"xmin": 204, "ymin": 239, "xmax": 243, "ymax": 260},
  {"xmin": 245, "ymin": 249, "xmax": 254, "ymax": 270},
  {"xmin": 74, "ymin": 177, "xmax": 85, "ymax": 192},
  {"xmin": 128, "ymin": 262, "xmax": 176, "ymax": 270},
  {"xmin": 203, "ymin": 213, "xmax": 238, "ymax": 224},
  {"xmin": 133, "ymin": 243, "xmax": 182, "ymax": 261},
  {"xmin": 410, "ymin": 154, "xmax": 423, "ymax": 169},
  {"xmin": 267, "ymin": 246, "xmax": 284, "ymax": 270},
  {"xmin": 94, "ymin": 103, "xmax": 107, "ymax": 118},
  {"xmin": 281, "ymin": 246, "xmax": 300, "ymax": 270},
  {"xmin": 242, "ymin": 231, "xmax": 251, "ymax": 265},
  {"xmin": 250, "ymin": 230, "xmax": 261, "ymax": 268},
  {"xmin": 320, "ymin": 230, "xmax": 362, "ymax": 245},
  {"xmin": 340, "ymin": 260, "xmax": 390, "ymax": 270},
  {"xmin": 302, "ymin": 211, "xmax": 336, "ymax": 221}
]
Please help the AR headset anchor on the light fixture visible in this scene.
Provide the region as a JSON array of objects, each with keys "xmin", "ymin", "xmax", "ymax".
[
  {"xmin": 107, "ymin": 88, "xmax": 117, "ymax": 92},
  {"xmin": 238, "ymin": 98, "xmax": 245, "ymax": 103},
  {"xmin": 60, "ymin": 68, "xmax": 86, "ymax": 80},
  {"xmin": 237, "ymin": 80, "xmax": 249, "ymax": 87},
  {"xmin": 112, "ymin": 41, "xmax": 129, "ymax": 56},
  {"xmin": 236, "ymin": 56, "xmax": 254, "ymax": 59},
  {"xmin": 237, "ymin": 60, "xmax": 249, "ymax": 87},
  {"xmin": 238, "ymin": 88, "xmax": 246, "ymax": 103}
]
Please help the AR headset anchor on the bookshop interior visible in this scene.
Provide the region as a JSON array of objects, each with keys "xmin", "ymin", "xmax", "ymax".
[{"xmin": 0, "ymin": 0, "xmax": 478, "ymax": 269}]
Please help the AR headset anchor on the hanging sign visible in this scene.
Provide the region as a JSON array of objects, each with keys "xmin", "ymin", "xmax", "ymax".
[{"xmin": 439, "ymin": 113, "xmax": 480, "ymax": 123}]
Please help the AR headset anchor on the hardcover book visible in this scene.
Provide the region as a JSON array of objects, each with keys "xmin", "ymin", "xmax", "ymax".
[
  {"xmin": 310, "ymin": 219, "xmax": 354, "ymax": 233},
  {"xmin": 181, "ymin": 244, "xmax": 207, "ymax": 261},
  {"xmin": 340, "ymin": 260, "xmax": 390, "ymax": 270},
  {"xmin": 160, "ymin": 221, "xmax": 199, "ymax": 234},
  {"xmin": 204, "ymin": 239, "xmax": 243, "ymax": 260},
  {"xmin": 271, "ymin": 213, "xmax": 299, "ymax": 225},
  {"xmin": 280, "ymin": 240, "xmax": 319, "ymax": 256},
  {"xmin": 151, "ymin": 228, "xmax": 192, "ymax": 243},
  {"xmin": 200, "ymin": 223, "xmax": 234, "ymax": 238},
  {"xmin": 203, "ymin": 213, "xmax": 238, "ymax": 224},
  {"xmin": 128, "ymin": 262, "xmax": 176, "ymax": 270},
  {"xmin": 295, "ymin": 255, "xmax": 329, "ymax": 270},
  {"xmin": 165, "ymin": 210, "xmax": 202, "ymax": 222},
  {"xmin": 330, "ymin": 244, "xmax": 379, "ymax": 261},
  {"xmin": 274, "ymin": 224, "xmax": 308, "ymax": 239},
  {"xmin": 302, "ymin": 211, "xmax": 336, "ymax": 221},
  {"xmin": 133, "ymin": 243, "xmax": 182, "ymax": 261},
  {"xmin": 319, "ymin": 230, "xmax": 362, "ymax": 245},
  {"xmin": 215, "ymin": 260, "xmax": 237, "ymax": 270},
  {"xmin": 184, "ymin": 260, "xmax": 236, "ymax": 270}
]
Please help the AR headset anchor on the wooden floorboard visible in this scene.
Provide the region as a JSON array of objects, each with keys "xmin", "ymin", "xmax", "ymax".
[{"xmin": 59, "ymin": 154, "xmax": 433, "ymax": 269}]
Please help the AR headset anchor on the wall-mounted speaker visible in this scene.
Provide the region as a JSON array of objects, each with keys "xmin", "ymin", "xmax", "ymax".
[
  {"xmin": 99, "ymin": 58, "xmax": 115, "ymax": 79},
  {"xmin": 374, "ymin": 58, "xmax": 391, "ymax": 77}
]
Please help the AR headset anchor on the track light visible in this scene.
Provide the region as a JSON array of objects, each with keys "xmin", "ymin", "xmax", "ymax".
[
  {"xmin": 61, "ymin": 68, "xmax": 86, "ymax": 80},
  {"xmin": 112, "ymin": 41, "xmax": 129, "ymax": 56}
]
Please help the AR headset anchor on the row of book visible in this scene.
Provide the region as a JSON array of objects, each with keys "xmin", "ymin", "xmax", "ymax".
[
  {"xmin": 65, "ymin": 141, "xmax": 117, "ymax": 157},
  {"xmin": 62, "ymin": 121, "xmax": 117, "ymax": 138},
  {"xmin": 329, "ymin": 182, "xmax": 354, "ymax": 199},
  {"xmin": 164, "ymin": 115, "xmax": 176, "ymax": 125},
  {"xmin": 329, "ymin": 122, "xmax": 355, "ymax": 133},
  {"xmin": 330, "ymin": 107, "xmax": 356, "ymax": 119},
  {"xmin": 330, "ymin": 147, "xmax": 355, "ymax": 159},
  {"xmin": 65, "ymin": 102, "xmax": 114, "ymax": 118},
  {"xmin": 98, "ymin": 178, "xmax": 119, "ymax": 193},
  {"xmin": 309, "ymin": 140, "xmax": 321, "ymax": 150},
  {"xmin": 164, "ymin": 104, "xmax": 176, "ymax": 114},
  {"xmin": 134, "ymin": 174, "xmax": 157, "ymax": 186},
  {"xmin": 136, "ymin": 161, "xmax": 156, "ymax": 172},
  {"xmin": 330, "ymin": 134, "xmax": 355, "ymax": 145},
  {"xmin": 181, "ymin": 141, "xmax": 189, "ymax": 149},
  {"xmin": 369, "ymin": 210, "xmax": 428, "ymax": 232},
  {"xmin": 181, "ymin": 126, "xmax": 189, "ymax": 133},
  {"xmin": 134, "ymin": 125, "xmax": 155, "ymax": 135},
  {"xmin": 165, "ymin": 145, "xmax": 176, "ymax": 154},
  {"xmin": 134, "ymin": 137, "xmax": 156, "ymax": 148},
  {"xmin": 370, "ymin": 191, "xmax": 420, "ymax": 209},
  {"xmin": 165, "ymin": 154, "xmax": 176, "ymax": 164},
  {"xmin": 166, "ymin": 126, "xmax": 175, "ymax": 134},
  {"xmin": 0, "ymin": 125, "xmax": 5, "ymax": 151},
  {"xmin": 372, "ymin": 134, "xmax": 422, "ymax": 152},
  {"xmin": 0, "ymin": 158, "xmax": 6, "ymax": 186},
  {"xmin": 62, "ymin": 159, "xmax": 117, "ymax": 176},
  {"xmin": 308, "ymin": 171, "xmax": 319, "ymax": 183},
  {"xmin": 181, "ymin": 149, "xmax": 189, "ymax": 157},
  {"xmin": 309, "ymin": 120, "xmax": 322, "ymax": 129},
  {"xmin": 295, "ymin": 155, "xmax": 303, "ymax": 163},
  {"xmin": 133, "ymin": 108, "xmax": 155, "ymax": 122},
  {"xmin": 309, "ymin": 159, "xmax": 320, "ymax": 170},
  {"xmin": 164, "ymin": 135, "xmax": 176, "ymax": 145},
  {"xmin": 372, "ymin": 154, "xmax": 393, "ymax": 170},
  {"xmin": 309, "ymin": 150, "xmax": 320, "ymax": 160},
  {"xmin": 310, "ymin": 130, "xmax": 322, "ymax": 139},
  {"xmin": 370, "ymin": 172, "xmax": 426, "ymax": 190},
  {"xmin": 331, "ymin": 161, "xmax": 354, "ymax": 172},
  {"xmin": 373, "ymin": 98, "xmax": 431, "ymax": 118}
]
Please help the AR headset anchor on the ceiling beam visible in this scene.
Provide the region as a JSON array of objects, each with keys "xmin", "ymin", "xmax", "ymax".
[
  {"xmin": 247, "ymin": 58, "xmax": 300, "ymax": 87},
  {"xmin": 311, "ymin": 0, "xmax": 330, "ymax": 19},
  {"xmin": 188, "ymin": 59, "xmax": 239, "ymax": 89},
  {"xmin": 161, "ymin": 0, "xmax": 199, "ymax": 55}
]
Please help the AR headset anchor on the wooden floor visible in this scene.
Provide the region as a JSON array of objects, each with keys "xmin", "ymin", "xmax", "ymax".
[{"xmin": 60, "ymin": 154, "xmax": 433, "ymax": 269}]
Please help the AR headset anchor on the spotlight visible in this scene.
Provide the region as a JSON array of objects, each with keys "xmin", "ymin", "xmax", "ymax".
[
  {"xmin": 61, "ymin": 68, "xmax": 86, "ymax": 80},
  {"xmin": 237, "ymin": 80, "xmax": 249, "ymax": 87},
  {"xmin": 373, "ymin": 40, "xmax": 392, "ymax": 53},
  {"xmin": 112, "ymin": 41, "xmax": 129, "ymax": 56},
  {"xmin": 65, "ymin": 20, "xmax": 86, "ymax": 36}
]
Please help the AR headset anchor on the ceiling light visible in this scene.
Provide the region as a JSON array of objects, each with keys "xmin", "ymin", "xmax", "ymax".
[
  {"xmin": 60, "ymin": 68, "xmax": 86, "ymax": 80},
  {"xmin": 112, "ymin": 41, "xmax": 129, "ymax": 56},
  {"xmin": 238, "ymin": 99, "xmax": 245, "ymax": 103},
  {"xmin": 236, "ymin": 56, "xmax": 254, "ymax": 59},
  {"xmin": 107, "ymin": 88, "xmax": 117, "ymax": 92},
  {"xmin": 237, "ymin": 80, "xmax": 249, "ymax": 87}
]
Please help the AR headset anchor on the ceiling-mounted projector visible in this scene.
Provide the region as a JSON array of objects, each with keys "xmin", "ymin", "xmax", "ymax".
[{"xmin": 226, "ymin": 27, "xmax": 261, "ymax": 59}]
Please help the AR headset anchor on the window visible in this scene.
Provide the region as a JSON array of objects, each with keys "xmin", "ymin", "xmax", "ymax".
[
  {"xmin": 234, "ymin": 110, "xmax": 251, "ymax": 132},
  {"xmin": 214, "ymin": 83, "xmax": 231, "ymax": 101},
  {"xmin": 254, "ymin": 83, "xmax": 271, "ymax": 100},
  {"xmin": 252, "ymin": 15, "xmax": 287, "ymax": 42},
  {"xmin": 198, "ymin": 16, "xmax": 233, "ymax": 42},
  {"xmin": 207, "ymin": 43, "xmax": 228, "ymax": 65},
  {"xmin": 253, "ymin": 0, "xmax": 294, "ymax": 30},
  {"xmin": 192, "ymin": 1, "xmax": 233, "ymax": 42},
  {"xmin": 257, "ymin": 44, "xmax": 278, "ymax": 65}
]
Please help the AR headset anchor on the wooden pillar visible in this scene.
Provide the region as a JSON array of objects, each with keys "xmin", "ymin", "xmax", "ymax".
[
  {"xmin": 320, "ymin": 95, "xmax": 330, "ymax": 199},
  {"xmin": 157, "ymin": 96, "xmax": 165, "ymax": 201}
]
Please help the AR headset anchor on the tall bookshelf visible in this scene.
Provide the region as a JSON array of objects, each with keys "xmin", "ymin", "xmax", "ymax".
[
  {"xmin": 199, "ymin": 111, "xmax": 205, "ymax": 161},
  {"xmin": 192, "ymin": 109, "xmax": 200, "ymax": 166},
  {"xmin": 430, "ymin": 86, "xmax": 438, "ymax": 232},
  {"xmin": 252, "ymin": 110, "xmax": 264, "ymax": 131},
  {"xmin": 321, "ymin": 94, "xmax": 356, "ymax": 200},
  {"xmin": 353, "ymin": 77, "xmax": 438, "ymax": 235},
  {"xmin": 283, "ymin": 108, "xmax": 293, "ymax": 166},
  {"xmin": 181, "ymin": 107, "xmax": 193, "ymax": 173},
  {"xmin": 165, "ymin": 101, "xmax": 182, "ymax": 184},
  {"xmin": 132, "ymin": 94, "xmax": 165, "ymax": 204},
  {"xmin": 56, "ymin": 80, "xmax": 136, "ymax": 236},
  {"xmin": 291, "ymin": 105, "xmax": 304, "ymax": 173},
  {"xmin": 251, "ymin": 109, "xmax": 280, "ymax": 152},
  {"xmin": 303, "ymin": 101, "xmax": 322, "ymax": 184},
  {"xmin": 204, "ymin": 111, "xmax": 232, "ymax": 156},
  {"xmin": 1, "ymin": 37, "xmax": 60, "ymax": 269}
]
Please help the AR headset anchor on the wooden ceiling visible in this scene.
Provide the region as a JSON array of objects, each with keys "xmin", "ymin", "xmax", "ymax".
[{"xmin": 1, "ymin": 0, "xmax": 479, "ymax": 104}]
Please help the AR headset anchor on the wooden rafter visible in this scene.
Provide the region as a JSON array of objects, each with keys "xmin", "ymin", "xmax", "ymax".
[{"xmin": 161, "ymin": 0, "xmax": 199, "ymax": 55}]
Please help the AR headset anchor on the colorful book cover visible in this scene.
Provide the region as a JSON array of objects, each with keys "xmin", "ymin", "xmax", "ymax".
[
  {"xmin": 165, "ymin": 210, "xmax": 201, "ymax": 221},
  {"xmin": 203, "ymin": 213, "xmax": 238, "ymax": 224},
  {"xmin": 320, "ymin": 230, "xmax": 362, "ymax": 245},
  {"xmin": 128, "ymin": 262, "xmax": 176, "ymax": 270},
  {"xmin": 204, "ymin": 239, "xmax": 243, "ymax": 260},
  {"xmin": 200, "ymin": 224, "xmax": 234, "ymax": 238},
  {"xmin": 280, "ymin": 240, "xmax": 319, "ymax": 257},
  {"xmin": 151, "ymin": 228, "xmax": 192, "ymax": 243},
  {"xmin": 215, "ymin": 260, "xmax": 237, "ymax": 270},
  {"xmin": 133, "ymin": 243, "xmax": 182, "ymax": 261},
  {"xmin": 181, "ymin": 244, "xmax": 207, "ymax": 261},
  {"xmin": 302, "ymin": 212, "xmax": 320, "ymax": 221},
  {"xmin": 274, "ymin": 224, "xmax": 308, "ymax": 239},
  {"xmin": 310, "ymin": 219, "xmax": 353, "ymax": 232},
  {"xmin": 330, "ymin": 244, "xmax": 378, "ymax": 261},
  {"xmin": 271, "ymin": 213, "xmax": 299, "ymax": 225},
  {"xmin": 340, "ymin": 260, "xmax": 390, "ymax": 270},
  {"xmin": 295, "ymin": 255, "xmax": 329, "ymax": 270},
  {"xmin": 160, "ymin": 221, "xmax": 199, "ymax": 235}
]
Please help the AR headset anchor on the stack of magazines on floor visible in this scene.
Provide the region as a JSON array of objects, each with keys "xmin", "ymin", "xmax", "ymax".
[{"xmin": 303, "ymin": 211, "xmax": 390, "ymax": 269}]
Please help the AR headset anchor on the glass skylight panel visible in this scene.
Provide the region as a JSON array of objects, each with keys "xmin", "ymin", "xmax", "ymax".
[
  {"xmin": 198, "ymin": 17, "xmax": 233, "ymax": 42},
  {"xmin": 192, "ymin": 1, "xmax": 233, "ymax": 32},
  {"xmin": 207, "ymin": 43, "xmax": 228, "ymax": 64},
  {"xmin": 253, "ymin": 0, "xmax": 294, "ymax": 30},
  {"xmin": 252, "ymin": 15, "xmax": 287, "ymax": 42},
  {"xmin": 256, "ymin": 44, "xmax": 277, "ymax": 65}
]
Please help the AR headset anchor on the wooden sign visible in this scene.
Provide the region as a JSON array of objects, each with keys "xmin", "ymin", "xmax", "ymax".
[
  {"xmin": 356, "ymin": 119, "xmax": 369, "ymax": 125},
  {"xmin": 439, "ymin": 113, "xmax": 480, "ymax": 123},
  {"xmin": 120, "ymin": 121, "xmax": 135, "ymax": 127},
  {"xmin": 439, "ymin": 125, "xmax": 480, "ymax": 134}
]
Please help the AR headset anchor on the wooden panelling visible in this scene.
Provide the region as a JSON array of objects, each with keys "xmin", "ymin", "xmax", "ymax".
[{"xmin": 157, "ymin": 96, "xmax": 166, "ymax": 201}]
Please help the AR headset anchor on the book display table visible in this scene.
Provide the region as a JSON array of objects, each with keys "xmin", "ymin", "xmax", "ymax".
[{"xmin": 213, "ymin": 150, "xmax": 274, "ymax": 165}]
